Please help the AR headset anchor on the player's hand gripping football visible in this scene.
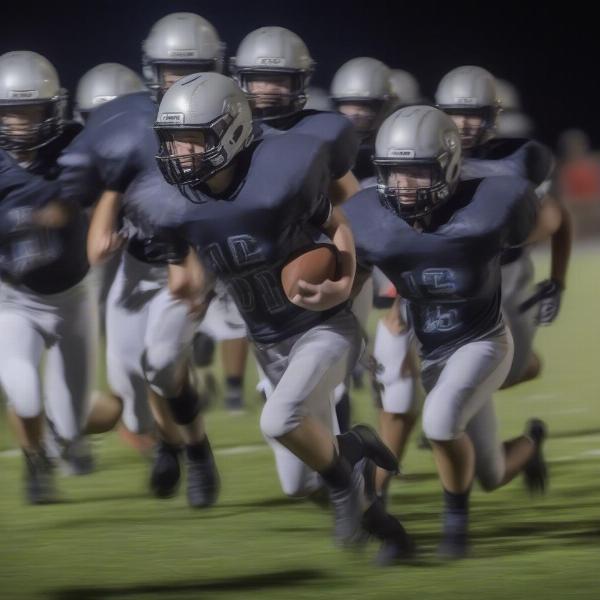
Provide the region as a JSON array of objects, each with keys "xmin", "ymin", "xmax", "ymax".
[{"xmin": 291, "ymin": 272, "xmax": 353, "ymax": 311}]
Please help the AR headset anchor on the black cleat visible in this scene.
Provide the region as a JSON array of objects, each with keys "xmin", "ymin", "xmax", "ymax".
[
  {"xmin": 363, "ymin": 499, "xmax": 415, "ymax": 566},
  {"xmin": 329, "ymin": 458, "xmax": 366, "ymax": 547},
  {"xmin": 24, "ymin": 450, "xmax": 58, "ymax": 505},
  {"xmin": 348, "ymin": 424, "xmax": 399, "ymax": 473},
  {"xmin": 150, "ymin": 441, "xmax": 181, "ymax": 498},
  {"xmin": 524, "ymin": 418, "xmax": 548, "ymax": 494},
  {"xmin": 186, "ymin": 443, "xmax": 220, "ymax": 508},
  {"xmin": 437, "ymin": 508, "xmax": 469, "ymax": 560},
  {"xmin": 61, "ymin": 437, "xmax": 95, "ymax": 476}
]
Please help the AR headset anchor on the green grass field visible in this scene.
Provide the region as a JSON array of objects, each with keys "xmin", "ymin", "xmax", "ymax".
[{"xmin": 1, "ymin": 248, "xmax": 599, "ymax": 600}]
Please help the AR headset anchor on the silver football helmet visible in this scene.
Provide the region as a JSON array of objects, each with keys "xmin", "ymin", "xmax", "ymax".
[
  {"xmin": 0, "ymin": 51, "xmax": 67, "ymax": 152},
  {"xmin": 330, "ymin": 57, "xmax": 392, "ymax": 138},
  {"xmin": 435, "ymin": 65, "xmax": 499, "ymax": 149},
  {"xmin": 495, "ymin": 79, "xmax": 533, "ymax": 138},
  {"xmin": 155, "ymin": 73, "xmax": 254, "ymax": 190},
  {"xmin": 142, "ymin": 13, "xmax": 225, "ymax": 97},
  {"xmin": 373, "ymin": 105, "xmax": 461, "ymax": 220},
  {"xmin": 388, "ymin": 69, "xmax": 421, "ymax": 105},
  {"xmin": 75, "ymin": 63, "xmax": 146, "ymax": 122},
  {"xmin": 230, "ymin": 26, "xmax": 314, "ymax": 121}
]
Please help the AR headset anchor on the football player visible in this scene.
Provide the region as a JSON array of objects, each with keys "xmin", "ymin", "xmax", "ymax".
[
  {"xmin": 152, "ymin": 72, "xmax": 413, "ymax": 557},
  {"xmin": 230, "ymin": 27, "xmax": 362, "ymax": 430},
  {"xmin": 58, "ymin": 13, "xmax": 224, "ymax": 507},
  {"xmin": 0, "ymin": 51, "xmax": 95, "ymax": 501},
  {"xmin": 343, "ymin": 105, "xmax": 549, "ymax": 559},
  {"xmin": 436, "ymin": 65, "xmax": 572, "ymax": 387}
]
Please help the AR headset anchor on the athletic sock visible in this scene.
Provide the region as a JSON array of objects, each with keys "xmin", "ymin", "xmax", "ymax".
[
  {"xmin": 186, "ymin": 437, "xmax": 211, "ymax": 462},
  {"xmin": 320, "ymin": 451, "xmax": 352, "ymax": 490}
]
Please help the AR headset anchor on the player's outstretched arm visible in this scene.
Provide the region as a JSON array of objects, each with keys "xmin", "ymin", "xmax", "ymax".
[
  {"xmin": 292, "ymin": 206, "xmax": 356, "ymax": 311},
  {"xmin": 87, "ymin": 190, "xmax": 124, "ymax": 265}
]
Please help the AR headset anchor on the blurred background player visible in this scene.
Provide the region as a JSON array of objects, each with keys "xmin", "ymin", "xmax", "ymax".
[
  {"xmin": 330, "ymin": 56, "xmax": 420, "ymax": 473},
  {"xmin": 230, "ymin": 26, "xmax": 362, "ymax": 429},
  {"xmin": 343, "ymin": 105, "xmax": 549, "ymax": 559},
  {"xmin": 436, "ymin": 65, "xmax": 572, "ymax": 387},
  {"xmin": 494, "ymin": 78, "xmax": 535, "ymax": 139},
  {"xmin": 71, "ymin": 62, "xmax": 154, "ymax": 452},
  {"xmin": 0, "ymin": 51, "xmax": 95, "ymax": 502},
  {"xmin": 330, "ymin": 57, "xmax": 394, "ymax": 185},
  {"xmin": 58, "ymin": 12, "xmax": 223, "ymax": 508}
]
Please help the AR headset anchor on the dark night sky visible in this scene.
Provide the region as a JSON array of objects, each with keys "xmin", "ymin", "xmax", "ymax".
[{"xmin": 2, "ymin": 1, "xmax": 598, "ymax": 148}]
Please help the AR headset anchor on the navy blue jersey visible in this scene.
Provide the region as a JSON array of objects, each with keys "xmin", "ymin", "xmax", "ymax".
[
  {"xmin": 462, "ymin": 138, "xmax": 554, "ymax": 187},
  {"xmin": 260, "ymin": 110, "xmax": 358, "ymax": 180},
  {"xmin": 162, "ymin": 132, "xmax": 344, "ymax": 344},
  {"xmin": 462, "ymin": 137, "xmax": 554, "ymax": 265},
  {"xmin": 0, "ymin": 124, "xmax": 89, "ymax": 293},
  {"xmin": 58, "ymin": 91, "xmax": 183, "ymax": 263},
  {"xmin": 343, "ymin": 177, "xmax": 539, "ymax": 360}
]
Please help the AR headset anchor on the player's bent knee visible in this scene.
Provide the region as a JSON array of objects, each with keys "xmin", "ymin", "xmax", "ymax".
[
  {"xmin": 422, "ymin": 403, "xmax": 461, "ymax": 442},
  {"xmin": 260, "ymin": 399, "xmax": 299, "ymax": 441},
  {"xmin": 0, "ymin": 363, "xmax": 42, "ymax": 418}
]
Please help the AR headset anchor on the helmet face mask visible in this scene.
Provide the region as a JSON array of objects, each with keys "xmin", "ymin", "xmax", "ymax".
[
  {"xmin": 155, "ymin": 111, "xmax": 236, "ymax": 188},
  {"xmin": 237, "ymin": 69, "xmax": 308, "ymax": 121},
  {"xmin": 372, "ymin": 105, "xmax": 462, "ymax": 223},
  {"xmin": 374, "ymin": 159, "xmax": 455, "ymax": 221},
  {"xmin": 0, "ymin": 95, "xmax": 66, "ymax": 152}
]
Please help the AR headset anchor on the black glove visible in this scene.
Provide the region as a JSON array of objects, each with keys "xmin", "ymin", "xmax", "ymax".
[{"xmin": 519, "ymin": 279, "xmax": 563, "ymax": 325}]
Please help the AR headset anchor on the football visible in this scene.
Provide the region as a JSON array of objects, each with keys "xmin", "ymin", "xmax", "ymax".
[{"xmin": 281, "ymin": 245, "xmax": 338, "ymax": 301}]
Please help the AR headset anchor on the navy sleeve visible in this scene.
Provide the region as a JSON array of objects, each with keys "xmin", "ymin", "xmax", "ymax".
[
  {"xmin": 472, "ymin": 176, "xmax": 540, "ymax": 247},
  {"xmin": 0, "ymin": 151, "xmax": 59, "ymax": 237},
  {"xmin": 59, "ymin": 94, "xmax": 157, "ymax": 203},
  {"xmin": 342, "ymin": 187, "xmax": 400, "ymax": 267},
  {"xmin": 295, "ymin": 112, "xmax": 359, "ymax": 179},
  {"xmin": 523, "ymin": 140, "xmax": 555, "ymax": 186}
]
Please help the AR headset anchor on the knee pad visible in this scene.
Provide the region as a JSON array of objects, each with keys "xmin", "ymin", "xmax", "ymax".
[
  {"xmin": 192, "ymin": 332, "xmax": 215, "ymax": 368},
  {"xmin": 166, "ymin": 380, "xmax": 202, "ymax": 425},
  {"xmin": 373, "ymin": 322, "xmax": 418, "ymax": 415},
  {"xmin": 142, "ymin": 347, "xmax": 185, "ymax": 400}
]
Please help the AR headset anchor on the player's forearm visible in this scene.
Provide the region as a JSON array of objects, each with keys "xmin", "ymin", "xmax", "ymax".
[
  {"xmin": 87, "ymin": 190, "xmax": 123, "ymax": 265},
  {"xmin": 525, "ymin": 196, "xmax": 562, "ymax": 245},
  {"xmin": 168, "ymin": 248, "xmax": 215, "ymax": 317},
  {"xmin": 550, "ymin": 204, "xmax": 573, "ymax": 288},
  {"xmin": 327, "ymin": 170, "xmax": 361, "ymax": 206},
  {"xmin": 324, "ymin": 206, "xmax": 356, "ymax": 284}
]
